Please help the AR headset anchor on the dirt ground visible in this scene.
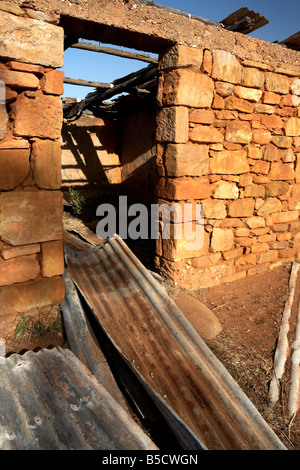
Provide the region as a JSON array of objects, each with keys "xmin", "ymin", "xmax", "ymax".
[{"xmin": 189, "ymin": 263, "xmax": 300, "ymax": 450}]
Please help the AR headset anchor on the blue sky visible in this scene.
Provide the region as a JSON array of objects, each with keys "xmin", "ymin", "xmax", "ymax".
[{"xmin": 62, "ymin": 0, "xmax": 300, "ymax": 99}]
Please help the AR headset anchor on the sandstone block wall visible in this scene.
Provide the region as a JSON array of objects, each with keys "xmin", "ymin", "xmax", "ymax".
[
  {"xmin": 155, "ymin": 45, "xmax": 300, "ymax": 289},
  {"xmin": 0, "ymin": 6, "xmax": 65, "ymax": 339}
]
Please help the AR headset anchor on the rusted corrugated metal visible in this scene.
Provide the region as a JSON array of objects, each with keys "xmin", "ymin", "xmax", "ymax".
[
  {"xmin": 61, "ymin": 270, "xmax": 129, "ymax": 412},
  {"xmin": 0, "ymin": 347, "xmax": 157, "ymax": 450},
  {"xmin": 66, "ymin": 235, "xmax": 287, "ymax": 451}
]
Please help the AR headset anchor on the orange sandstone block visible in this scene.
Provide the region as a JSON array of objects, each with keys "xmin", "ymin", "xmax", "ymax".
[
  {"xmin": 228, "ymin": 198, "xmax": 255, "ymax": 217},
  {"xmin": 210, "ymin": 150, "xmax": 249, "ymax": 174},
  {"xmin": 268, "ymin": 162, "xmax": 295, "ymax": 180},
  {"xmin": 165, "ymin": 142, "xmax": 209, "ymax": 177},
  {"xmin": 263, "ymin": 91, "xmax": 281, "ymax": 105},
  {"xmin": 252, "ymin": 128, "xmax": 272, "ymax": 144},
  {"xmin": 190, "ymin": 125, "xmax": 223, "ymax": 143},
  {"xmin": 41, "ymin": 69, "xmax": 64, "ymax": 95},
  {"xmin": 285, "ymin": 117, "xmax": 300, "ymax": 136},
  {"xmin": 0, "ymin": 255, "xmax": 40, "ymax": 286},
  {"xmin": 265, "ymin": 72, "xmax": 291, "ymax": 94},
  {"xmin": 0, "ymin": 67, "xmax": 39, "ymax": 89},
  {"xmin": 225, "ymin": 120, "xmax": 252, "ymax": 144},
  {"xmin": 261, "ymin": 114, "xmax": 283, "ymax": 129},
  {"xmin": 0, "ymin": 277, "xmax": 65, "ymax": 316},
  {"xmin": 161, "ymin": 69, "xmax": 214, "ymax": 107},
  {"xmin": 159, "ymin": 45, "xmax": 203, "ymax": 70},
  {"xmin": 189, "ymin": 109, "xmax": 215, "ymax": 124},
  {"xmin": 222, "ymin": 247, "xmax": 244, "ymax": 260},
  {"xmin": 41, "ymin": 240, "xmax": 64, "ymax": 278},
  {"xmin": 225, "ymin": 95, "xmax": 253, "ymax": 113},
  {"xmin": 157, "ymin": 106, "xmax": 188, "ymax": 143},
  {"xmin": 211, "ymin": 227, "xmax": 234, "ymax": 252},
  {"xmin": 272, "ymin": 211, "xmax": 299, "ymax": 224},
  {"xmin": 156, "ymin": 178, "xmax": 211, "ymax": 200},
  {"xmin": 31, "ymin": 139, "xmax": 62, "ymax": 189}
]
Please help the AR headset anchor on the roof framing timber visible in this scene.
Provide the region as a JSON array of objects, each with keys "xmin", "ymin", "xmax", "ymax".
[
  {"xmin": 69, "ymin": 41, "xmax": 158, "ymax": 64},
  {"xmin": 64, "ymin": 77, "xmax": 113, "ymax": 89}
]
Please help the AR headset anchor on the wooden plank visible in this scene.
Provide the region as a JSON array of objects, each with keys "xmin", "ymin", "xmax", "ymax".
[
  {"xmin": 70, "ymin": 41, "xmax": 158, "ymax": 64},
  {"xmin": 64, "ymin": 77, "xmax": 113, "ymax": 89}
]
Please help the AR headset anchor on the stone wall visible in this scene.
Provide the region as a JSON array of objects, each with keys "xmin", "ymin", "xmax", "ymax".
[
  {"xmin": 0, "ymin": 5, "xmax": 65, "ymax": 340},
  {"xmin": 155, "ymin": 45, "xmax": 300, "ymax": 289}
]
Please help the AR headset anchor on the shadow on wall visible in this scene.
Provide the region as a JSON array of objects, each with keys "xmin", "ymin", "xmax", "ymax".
[
  {"xmin": 61, "ymin": 114, "xmax": 122, "ymax": 188},
  {"xmin": 120, "ymin": 107, "xmax": 157, "ymax": 206},
  {"xmin": 61, "ymin": 107, "xmax": 157, "ymax": 206}
]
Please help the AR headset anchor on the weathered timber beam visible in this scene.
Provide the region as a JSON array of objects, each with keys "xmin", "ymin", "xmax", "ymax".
[
  {"xmin": 224, "ymin": 16, "xmax": 251, "ymax": 32},
  {"xmin": 70, "ymin": 41, "xmax": 158, "ymax": 64},
  {"xmin": 64, "ymin": 77, "xmax": 113, "ymax": 89}
]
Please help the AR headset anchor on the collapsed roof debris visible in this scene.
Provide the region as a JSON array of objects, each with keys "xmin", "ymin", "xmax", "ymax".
[
  {"xmin": 220, "ymin": 7, "xmax": 269, "ymax": 35},
  {"xmin": 63, "ymin": 63, "xmax": 158, "ymax": 120},
  {"xmin": 63, "ymin": 234, "xmax": 287, "ymax": 451}
]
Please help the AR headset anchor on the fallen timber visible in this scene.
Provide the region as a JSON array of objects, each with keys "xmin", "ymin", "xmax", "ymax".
[{"xmin": 65, "ymin": 235, "xmax": 287, "ymax": 450}]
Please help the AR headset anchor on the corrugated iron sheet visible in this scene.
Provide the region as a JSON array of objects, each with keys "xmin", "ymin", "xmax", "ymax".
[
  {"xmin": 65, "ymin": 235, "xmax": 287, "ymax": 451},
  {"xmin": 0, "ymin": 347, "xmax": 157, "ymax": 450},
  {"xmin": 61, "ymin": 270, "xmax": 129, "ymax": 412}
]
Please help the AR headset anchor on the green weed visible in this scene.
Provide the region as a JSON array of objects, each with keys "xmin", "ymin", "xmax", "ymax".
[
  {"xmin": 68, "ymin": 187, "xmax": 86, "ymax": 217},
  {"xmin": 14, "ymin": 305, "xmax": 62, "ymax": 343}
]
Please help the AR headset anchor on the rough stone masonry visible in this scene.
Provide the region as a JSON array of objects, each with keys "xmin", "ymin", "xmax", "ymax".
[
  {"xmin": 155, "ymin": 45, "xmax": 300, "ymax": 289},
  {"xmin": 0, "ymin": 2, "xmax": 65, "ymax": 340}
]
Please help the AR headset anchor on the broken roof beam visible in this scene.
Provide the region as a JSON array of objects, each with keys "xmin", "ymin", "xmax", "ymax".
[
  {"xmin": 220, "ymin": 7, "xmax": 269, "ymax": 35},
  {"xmin": 278, "ymin": 31, "xmax": 300, "ymax": 51},
  {"xmin": 70, "ymin": 41, "xmax": 158, "ymax": 64},
  {"xmin": 64, "ymin": 77, "xmax": 113, "ymax": 89}
]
